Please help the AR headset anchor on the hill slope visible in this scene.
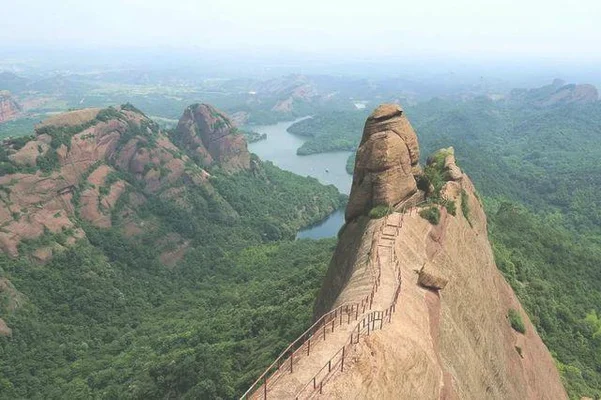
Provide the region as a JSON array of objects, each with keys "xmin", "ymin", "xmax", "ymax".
[
  {"xmin": 255, "ymin": 105, "xmax": 566, "ymax": 399},
  {"xmin": 0, "ymin": 103, "xmax": 344, "ymax": 398}
]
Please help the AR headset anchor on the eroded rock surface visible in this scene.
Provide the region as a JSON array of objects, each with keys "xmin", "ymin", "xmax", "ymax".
[
  {"xmin": 305, "ymin": 104, "xmax": 567, "ymax": 399},
  {"xmin": 173, "ymin": 103, "xmax": 250, "ymax": 172},
  {"xmin": 0, "ymin": 105, "xmax": 234, "ymax": 258},
  {"xmin": 0, "ymin": 91, "xmax": 22, "ymax": 123},
  {"xmin": 346, "ymin": 104, "xmax": 420, "ymax": 221}
]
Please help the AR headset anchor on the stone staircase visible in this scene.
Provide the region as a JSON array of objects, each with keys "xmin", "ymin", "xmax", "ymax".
[{"xmin": 242, "ymin": 211, "xmax": 407, "ymax": 400}]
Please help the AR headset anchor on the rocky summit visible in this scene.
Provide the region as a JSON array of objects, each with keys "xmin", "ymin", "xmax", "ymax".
[
  {"xmin": 346, "ymin": 104, "xmax": 421, "ymax": 221},
  {"xmin": 509, "ymin": 79, "xmax": 599, "ymax": 107},
  {"xmin": 0, "ymin": 104, "xmax": 249, "ymax": 259},
  {"xmin": 172, "ymin": 103, "xmax": 251, "ymax": 172},
  {"xmin": 257, "ymin": 104, "xmax": 566, "ymax": 400}
]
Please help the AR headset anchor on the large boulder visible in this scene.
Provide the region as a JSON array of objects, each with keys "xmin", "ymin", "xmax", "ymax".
[
  {"xmin": 418, "ymin": 261, "xmax": 449, "ymax": 290},
  {"xmin": 346, "ymin": 104, "xmax": 420, "ymax": 221}
]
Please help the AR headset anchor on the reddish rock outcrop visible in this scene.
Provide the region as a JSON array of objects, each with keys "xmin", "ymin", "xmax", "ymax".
[
  {"xmin": 0, "ymin": 105, "xmax": 216, "ymax": 258},
  {"xmin": 0, "ymin": 318, "xmax": 11, "ymax": 337},
  {"xmin": 266, "ymin": 104, "xmax": 567, "ymax": 400},
  {"xmin": 0, "ymin": 91, "xmax": 22, "ymax": 123},
  {"xmin": 173, "ymin": 104, "xmax": 250, "ymax": 172},
  {"xmin": 346, "ymin": 104, "xmax": 421, "ymax": 221}
]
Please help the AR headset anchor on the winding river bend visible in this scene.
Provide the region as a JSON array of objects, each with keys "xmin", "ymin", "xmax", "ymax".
[{"xmin": 247, "ymin": 118, "xmax": 352, "ymax": 239}]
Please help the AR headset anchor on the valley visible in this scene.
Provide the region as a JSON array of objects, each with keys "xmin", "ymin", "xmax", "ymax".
[{"xmin": 0, "ymin": 68, "xmax": 600, "ymax": 399}]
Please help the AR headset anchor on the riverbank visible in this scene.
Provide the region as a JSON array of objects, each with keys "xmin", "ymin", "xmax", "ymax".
[{"xmin": 247, "ymin": 118, "xmax": 351, "ymax": 238}]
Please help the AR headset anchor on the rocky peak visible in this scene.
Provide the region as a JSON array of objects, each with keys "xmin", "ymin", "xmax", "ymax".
[
  {"xmin": 0, "ymin": 91, "xmax": 22, "ymax": 123},
  {"xmin": 345, "ymin": 104, "xmax": 421, "ymax": 221},
  {"xmin": 509, "ymin": 80, "xmax": 599, "ymax": 107},
  {"xmin": 0, "ymin": 105, "xmax": 214, "ymax": 258},
  {"xmin": 299, "ymin": 104, "xmax": 567, "ymax": 399},
  {"xmin": 173, "ymin": 103, "xmax": 250, "ymax": 172}
]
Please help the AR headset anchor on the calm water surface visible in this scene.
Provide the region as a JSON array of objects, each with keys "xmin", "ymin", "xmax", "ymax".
[{"xmin": 248, "ymin": 118, "xmax": 352, "ymax": 239}]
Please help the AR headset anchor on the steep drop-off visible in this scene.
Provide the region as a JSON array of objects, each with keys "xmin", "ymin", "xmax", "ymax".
[
  {"xmin": 257, "ymin": 105, "xmax": 566, "ymax": 399},
  {"xmin": 0, "ymin": 103, "xmax": 343, "ymax": 342}
]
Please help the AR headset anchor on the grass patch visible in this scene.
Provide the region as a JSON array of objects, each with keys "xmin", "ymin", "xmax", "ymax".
[
  {"xmin": 508, "ymin": 308, "xmax": 526, "ymax": 333},
  {"xmin": 445, "ymin": 200, "xmax": 457, "ymax": 216},
  {"xmin": 460, "ymin": 189, "xmax": 472, "ymax": 227},
  {"xmin": 369, "ymin": 205, "xmax": 393, "ymax": 219},
  {"xmin": 419, "ymin": 207, "xmax": 441, "ymax": 225}
]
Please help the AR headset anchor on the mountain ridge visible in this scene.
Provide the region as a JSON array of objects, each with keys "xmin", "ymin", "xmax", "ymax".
[{"xmin": 254, "ymin": 104, "xmax": 567, "ymax": 399}]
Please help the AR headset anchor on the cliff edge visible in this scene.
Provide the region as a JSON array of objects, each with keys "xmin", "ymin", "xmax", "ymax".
[{"xmin": 254, "ymin": 104, "xmax": 566, "ymax": 399}]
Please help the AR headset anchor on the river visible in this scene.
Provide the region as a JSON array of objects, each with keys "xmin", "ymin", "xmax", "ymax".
[{"xmin": 247, "ymin": 118, "xmax": 352, "ymax": 239}]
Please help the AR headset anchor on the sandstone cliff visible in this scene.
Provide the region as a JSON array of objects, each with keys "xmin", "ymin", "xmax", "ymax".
[
  {"xmin": 0, "ymin": 91, "xmax": 22, "ymax": 123},
  {"xmin": 172, "ymin": 103, "xmax": 250, "ymax": 172},
  {"xmin": 0, "ymin": 104, "xmax": 248, "ymax": 259},
  {"xmin": 345, "ymin": 104, "xmax": 421, "ymax": 221},
  {"xmin": 257, "ymin": 104, "xmax": 566, "ymax": 400}
]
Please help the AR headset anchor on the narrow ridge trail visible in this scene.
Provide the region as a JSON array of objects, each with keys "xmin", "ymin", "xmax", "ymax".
[{"xmin": 246, "ymin": 211, "xmax": 406, "ymax": 400}]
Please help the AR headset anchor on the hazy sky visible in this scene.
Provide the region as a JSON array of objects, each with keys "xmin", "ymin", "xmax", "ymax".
[{"xmin": 2, "ymin": 0, "xmax": 601, "ymax": 62}]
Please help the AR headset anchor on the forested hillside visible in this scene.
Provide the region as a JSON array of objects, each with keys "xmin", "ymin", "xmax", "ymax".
[
  {"xmin": 2, "ymin": 81, "xmax": 601, "ymax": 398},
  {"xmin": 0, "ymin": 104, "xmax": 344, "ymax": 399}
]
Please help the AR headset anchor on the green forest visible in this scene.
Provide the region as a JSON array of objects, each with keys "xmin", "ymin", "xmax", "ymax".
[
  {"xmin": 2, "ymin": 92, "xmax": 601, "ymax": 399},
  {"xmin": 286, "ymin": 111, "xmax": 368, "ymax": 155},
  {"xmin": 0, "ymin": 237, "xmax": 336, "ymax": 399},
  {"xmin": 0, "ymin": 108, "xmax": 345, "ymax": 399}
]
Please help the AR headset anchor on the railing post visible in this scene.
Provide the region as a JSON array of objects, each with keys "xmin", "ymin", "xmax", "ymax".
[
  {"xmin": 331, "ymin": 318, "xmax": 335, "ymax": 332},
  {"xmin": 307, "ymin": 338, "xmax": 311, "ymax": 356},
  {"xmin": 323, "ymin": 324, "xmax": 326, "ymax": 340},
  {"xmin": 341, "ymin": 346, "xmax": 345, "ymax": 372},
  {"xmin": 328, "ymin": 360, "xmax": 331, "ymax": 372},
  {"xmin": 313, "ymin": 377, "xmax": 316, "ymax": 389},
  {"xmin": 320, "ymin": 381, "xmax": 323, "ymax": 394},
  {"xmin": 355, "ymin": 306, "xmax": 359, "ymax": 320},
  {"xmin": 368, "ymin": 317, "xmax": 371, "ymax": 335}
]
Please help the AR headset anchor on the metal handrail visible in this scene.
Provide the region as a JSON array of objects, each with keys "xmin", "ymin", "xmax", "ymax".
[
  {"xmin": 242, "ymin": 208, "xmax": 412, "ymax": 400},
  {"xmin": 293, "ymin": 212, "xmax": 406, "ymax": 399},
  {"xmin": 240, "ymin": 298, "xmax": 369, "ymax": 399}
]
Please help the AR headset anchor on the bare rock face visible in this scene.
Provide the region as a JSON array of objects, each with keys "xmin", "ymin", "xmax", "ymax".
[
  {"xmin": 544, "ymin": 83, "xmax": 599, "ymax": 105},
  {"xmin": 0, "ymin": 318, "xmax": 11, "ymax": 337},
  {"xmin": 174, "ymin": 104, "xmax": 250, "ymax": 172},
  {"xmin": 346, "ymin": 104, "xmax": 420, "ymax": 221},
  {"xmin": 0, "ymin": 91, "xmax": 22, "ymax": 123},
  {"xmin": 307, "ymin": 120, "xmax": 567, "ymax": 398},
  {"xmin": 418, "ymin": 261, "xmax": 449, "ymax": 290},
  {"xmin": 36, "ymin": 108, "xmax": 100, "ymax": 130},
  {"xmin": 0, "ymin": 105, "xmax": 224, "ymax": 258}
]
